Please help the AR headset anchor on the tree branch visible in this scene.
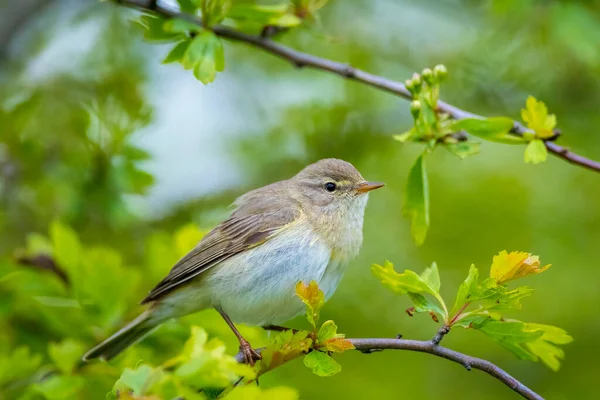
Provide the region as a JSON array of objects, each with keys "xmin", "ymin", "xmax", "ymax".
[
  {"xmin": 117, "ymin": 0, "xmax": 600, "ymax": 174},
  {"xmin": 234, "ymin": 337, "xmax": 543, "ymax": 400}
]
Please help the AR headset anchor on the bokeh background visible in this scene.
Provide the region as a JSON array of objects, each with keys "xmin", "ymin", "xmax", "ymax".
[{"xmin": 1, "ymin": 0, "xmax": 600, "ymax": 399}]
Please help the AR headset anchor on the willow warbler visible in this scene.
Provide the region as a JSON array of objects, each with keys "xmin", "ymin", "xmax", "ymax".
[{"xmin": 83, "ymin": 158, "xmax": 384, "ymax": 364}]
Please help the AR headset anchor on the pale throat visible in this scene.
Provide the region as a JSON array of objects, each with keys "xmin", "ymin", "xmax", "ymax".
[{"xmin": 316, "ymin": 194, "xmax": 368, "ymax": 263}]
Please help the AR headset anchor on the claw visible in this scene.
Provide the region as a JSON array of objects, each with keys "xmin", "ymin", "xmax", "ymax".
[{"xmin": 240, "ymin": 339, "xmax": 261, "ymax": 366}]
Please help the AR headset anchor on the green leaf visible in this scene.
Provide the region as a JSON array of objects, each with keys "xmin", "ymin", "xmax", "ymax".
[
  {"xmin": 228, "ymin": 4, "xmax": 302, "ymax": 27},
  {"xmin": 452, "ymin": 117, "xmax": 524, "ymax": 144},
  {"xmin": 181, "ymin": 31, "xmax": 224, "ymax": 84},
  {"xmin": 182, "ymin": 33, "xmax": 210, "ymax": 70},
  {"xmin": 403, "ymin": 153, "xmax": 429, "ymax": 245},
  {"xmin": 122, "ymin": 144, "xmax": 152, "ymax": 161},
  {"xmin": 316, "ymin": 320, "xmax": 354, "ymax": 352},
  {"xmin": 34, "ymin": 375, "xmax": 85, "ymax": 400},
  {"xmin": 470, "ymin": 319, "xmax": 572, "ymax": 370},
  {"xmin": 372, "ymin": 261, "xmax": 434, "ymax": 296},
  {"xmin": 163, "ymin": 18, "xmax": 202, "ymax": 34},
  {"xmin": 393, "ymin": 130, "xmax": 414, "ymax": 144},
  {"xmin": 48, "ymin": 339, "xmax": 85, "ymax": 375},
  {"xmin": 180, "ymin": 325, "xmax": 208, "ymax": 360},
  {"xmin": 113, "ymin": 365, "xmax": 159, "ymax": 396},
  {"xmin": 259, "ymin": 330, "xmax": 312, "ymax": 374},
  {"xmin": 49, "ymin": 220, "xmax": 81, "ymax": 281},
  {"xmin": 163, "ymin": 40, "xmax": 192, "ymax": 64},
  {"xmin": 371, "ymin": 261, "xmax": 447, "ymax": 321},
  {"xmin": 420, "ymin": 262, "xmax": 440, "ymax": 293},
  {"xmin": 0, "ymin": 346, "xmax": 42, "ymax": 387},
  {"xmin": 525, "ymin": 323, "xmax": 573, "ymax": 371},
  {"xmin": 317, "ymin": 320, "xmax": 337, "ymax": 342},
  {"xmin": 303, "ymin": 351, "xmax": 341, "ymax": 377},
  {"xmin": 524, "ymin": 139, "xmax": 548, "ymax": 164},
  {"xmin": 451, "ymin": 264, "xmax": 479, "ymax": 316},
  {"xmin": 407, "ymin": 293, "xmax": 444, "ymax": 317},
  {"xmin": 177, "ymin": 0, "xmax": 199, "ymax": 13},
  {"xmin": 444, "ymin": 141, "xmax": 480, "ymax": 159},
  {"xmin": 174, "ymin": 326, "xmax": 256, "ymax": 388},
  {"xmin": 135, "ymin": 15, "xmax": 182, "ymax": 42}
]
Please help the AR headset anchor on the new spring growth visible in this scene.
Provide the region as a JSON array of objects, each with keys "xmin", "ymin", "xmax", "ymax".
[
  {"xmin": 421, "ymin": 68, "xmax": 434, "ymax": 85},
  {"xmin": 433, "ymin": 64, "xmax": 447, "ymax": 82},
  {"xmin": 405, "ymin": 73, "xmax": 422, "ymax": 96},
  {"xmin": 410, "ymin": 100, "xmax": 422, "ymax": 119}
]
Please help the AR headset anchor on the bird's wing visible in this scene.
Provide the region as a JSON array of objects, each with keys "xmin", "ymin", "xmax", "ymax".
[{"xmin": 140, "ymin": 206, "xmax": 301, "ymax": 304}]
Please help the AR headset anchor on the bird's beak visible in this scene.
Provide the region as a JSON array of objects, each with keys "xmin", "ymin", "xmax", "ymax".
[{"xmin": 355, "ymin": 181, "xmax": 385, "ymax": 194}]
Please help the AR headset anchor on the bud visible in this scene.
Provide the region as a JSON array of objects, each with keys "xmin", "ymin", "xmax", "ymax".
[
  {"xmin": 410, "ymin": 100, "xmax": 422, "ymax": 119},
  {"xmin": 406, "ymin": 74, "xmax": 422, "ymax": 95},
  {"xmin": 522, "ymin": 131, "xmax": 535, "ymax": 141},
  {"xmin": 405, "ymin": 78, "xmax": 415, "ymax": 94},
  {"xmin": 433, "ymin": 64, "xmax": 448, "ymax": 82},
  {"xmin": 421, "ymin": 68, "xmax": 434, "ymax": 85}
]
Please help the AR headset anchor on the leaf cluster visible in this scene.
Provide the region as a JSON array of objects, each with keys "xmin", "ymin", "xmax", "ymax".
[
  {"xmin": 372, "ymin": 250, "xmax": 572, "ymax": 371},
  {"xmin": 396, "ymin": 65, "xmax": 560, "ymax": 245}
]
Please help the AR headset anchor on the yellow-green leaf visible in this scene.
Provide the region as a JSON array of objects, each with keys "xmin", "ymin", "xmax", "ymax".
[
  {"xmin": 163, "ymin": 40, "xmax": 191, "ymax": 64},
  {"xmin": 403, "ymin": 153, "xmax": 429, "ymax": 245},
  {"xmin": 444, "ymin": 141, "xmax": 480, "ymax": 159},
  {"xmin": 316, "ymin": 320, "xmax": 354, "ymax": 353},
  {"xmin": 451, "ymin": 264, "xmax": 479, "ymax": 316},
  {"xmin": 490, "ymin": 251, "xmax": 550, "ymax": 284},
  {"xmin": 295, "ymin": 280, "xmax": 324, "ymax": 329},
  {"xmin": 49, "ymin": 220, "xmax": 81, "ymax": 282},
  {"xmin": 372, "ymin": 261, "xmax": 447, "ymax": 321},
  {"xmin": 303, "ymin": 351, "xmax": 341, "ymax": 377},
  {"xmin": 524, "ymin": 139, "xmax": 548, "ymax": 164},
  {"xmin": 393, "ymin": 130, "xmax": 413, "ymax": 144},
  {"xmin": 471, "ymin": 319, "xmax": 572, "ymax": 371},
  {"xmin": 321, "ymin": 337, "xmax": 355, "ymax": 353},
  {"xmin": 48, "ymin": 339, "xmax": 85, "ymax": 375},
  {"xmin": 451, "ymin": 117, "xmax": 523, "ymax": 144},
  {"xmin": 317, "ymin": 320, "xmax": 337, "ymax": 342},
  {"xmin": 259, "ymin": 330, "xmax": 312, "ymax": 374},
  {"xmin": 521, "ymin": 96, "xmax": 557, "ymax": 139}
]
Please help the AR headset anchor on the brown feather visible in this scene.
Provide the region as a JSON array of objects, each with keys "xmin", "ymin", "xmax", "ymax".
[{"xmin": 141, "ymin": 195, "xmax": 301, "ymax": 304}]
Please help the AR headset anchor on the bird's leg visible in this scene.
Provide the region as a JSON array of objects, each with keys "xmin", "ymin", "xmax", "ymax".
[{"xmin": 216, "ymin": 306, "xmax": 261, "ymax": 366}]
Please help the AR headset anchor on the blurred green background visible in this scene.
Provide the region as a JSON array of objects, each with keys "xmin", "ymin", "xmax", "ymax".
[{"xmin": 1, "ymin": 0, "xmax": 600, "ymax": 399}]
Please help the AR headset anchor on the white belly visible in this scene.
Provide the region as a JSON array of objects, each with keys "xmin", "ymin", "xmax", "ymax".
[{"xmin": 203, "ymin": 225, "xmax": 345, "ymax": 326}]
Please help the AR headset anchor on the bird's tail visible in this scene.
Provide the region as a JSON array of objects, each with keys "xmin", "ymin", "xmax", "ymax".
[{"xmin": 83, "ymin": 310, "xmax": 159, "ymax": 362}]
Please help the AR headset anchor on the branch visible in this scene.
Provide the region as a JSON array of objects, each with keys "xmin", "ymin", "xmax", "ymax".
[
  {"xmin": 117, "ymin": 0, "xmax": 600, "ymax": 174},
  {"xmin": 234, "ymin": 337, "xmax": 543, "ymax": 400}
]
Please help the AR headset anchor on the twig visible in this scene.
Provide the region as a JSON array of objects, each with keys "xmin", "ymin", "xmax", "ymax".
[
  {"xmin": 117, "ymin": 0, "xmax": 600, "ymax": 174},
  {"xmin": 234, "ymin": 337, "xmax": 543, "ymax": 400},
  {"xmin": 431, "ymin": 325, "xmax": 450, "ymax": 345}
]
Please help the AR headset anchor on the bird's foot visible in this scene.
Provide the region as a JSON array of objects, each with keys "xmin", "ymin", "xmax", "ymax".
[{"xmin": 239, "ymin": 339, "xmax": 261, "ymax": 366}]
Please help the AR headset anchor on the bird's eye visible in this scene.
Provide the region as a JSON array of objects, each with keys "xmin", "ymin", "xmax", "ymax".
[{"xmin": 325, "ymin": 182, "xmax": 337, "ymax": 192}]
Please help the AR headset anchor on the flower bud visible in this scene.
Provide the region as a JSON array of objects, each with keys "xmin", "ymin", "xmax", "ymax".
[
  {"xmin": 410, "ymin": 100, "xmax": 422, "ymax": 119},
  {"xmin": 421, "ymin": 68, "xmax": 434, "ymax": 85},
  {"xmin": 433, "ymin": 64, "xmax": 447, "ymax": 82},
  {"xmin": 409, "ymin": 73, "xmax": 422, "ymax": 94},
  {"xmin": 405, "ymin": 78, "xmax": 415, "ymax": 94}
]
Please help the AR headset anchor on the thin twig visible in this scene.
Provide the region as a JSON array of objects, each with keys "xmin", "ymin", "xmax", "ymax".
[
  {"xmin": 118, "ymin": 0, "xmax": 600, "ymax": 174},
  {"xmin": 234, "ymin": 338, "xmax": 543, "ymax": 400},
  {"xmin": 431, "ymin": 325, "xmax": 450, "ymax": 345}
]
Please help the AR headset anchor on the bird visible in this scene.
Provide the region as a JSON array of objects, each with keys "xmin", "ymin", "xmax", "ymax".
[{"xmin": 83, "ymin": 158, "xmax": 384, "ymax": 364}]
